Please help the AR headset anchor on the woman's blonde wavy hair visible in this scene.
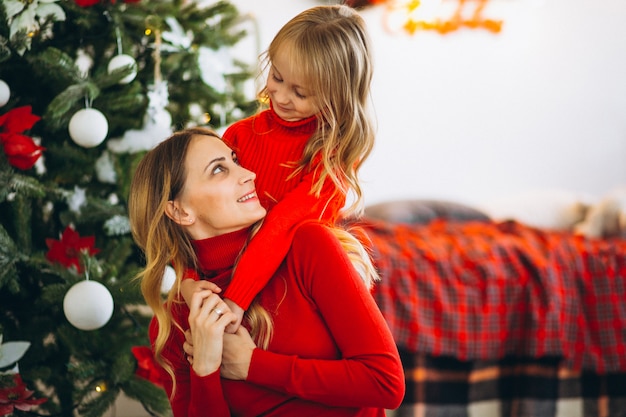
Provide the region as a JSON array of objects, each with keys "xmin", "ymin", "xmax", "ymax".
[
  {"xmin": 258, "ymin": 4, "xmax": 376, "ymax": 218},
  {"xmin": 129, "ymin": 127, "xmax": 212, "ymax": 389},
  {"xmin": 127, "ymin": 127, "xmax": 273, "ymax": 392}
]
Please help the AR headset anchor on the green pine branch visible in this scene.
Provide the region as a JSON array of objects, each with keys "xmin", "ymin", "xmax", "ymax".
[
  {"xmin": 0, "ymin": 0, "xmax": 257, "ymax": 414},
  {"xmin": 0, "ymin": 223, "xmax": 21, "ymax": 293}
]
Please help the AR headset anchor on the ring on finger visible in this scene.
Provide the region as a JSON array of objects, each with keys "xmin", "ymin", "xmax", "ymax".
[{"xmin": 213, "ymin": 307, "xmax": 224, "ymax": 317}]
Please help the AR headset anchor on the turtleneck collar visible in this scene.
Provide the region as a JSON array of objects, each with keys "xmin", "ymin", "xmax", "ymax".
[
  {"xmin": 191, "ymin": 227, "xmax": 251, "ymax": 286},
  {"xmin": 268, "ymin": 101, "xmax": 318, "ymax": 132}
]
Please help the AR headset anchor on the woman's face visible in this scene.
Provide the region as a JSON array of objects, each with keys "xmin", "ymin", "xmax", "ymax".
[{"xmin": 171, "ymin": 134, "xmax": 266, "ymax": 240}]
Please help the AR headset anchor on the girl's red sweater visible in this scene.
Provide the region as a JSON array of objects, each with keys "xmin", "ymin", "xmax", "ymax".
[{"xmin": 217, "ymin": 107, "xmax": 345, "ymax": 309}]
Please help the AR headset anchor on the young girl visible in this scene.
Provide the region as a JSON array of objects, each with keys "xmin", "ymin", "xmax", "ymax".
[{"xmin": 181, "ymin": 4, "xmax": 376, "ymax": 331}]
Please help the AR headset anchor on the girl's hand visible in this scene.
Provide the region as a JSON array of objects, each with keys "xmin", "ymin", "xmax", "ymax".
[
  {"xmin": 187, "ymin": 290, "xmax": 234, "ymax": 376},
  {"xmin": 220, "ymin": 325, "xmax": 256, "ymax": 380},
  {"xmin": 181, "ymin": 279, "xmax": 221, "ymax": 307},
  {"xmin": 223, "ymin": 298, "xmax": 244, "ymax": 334}
]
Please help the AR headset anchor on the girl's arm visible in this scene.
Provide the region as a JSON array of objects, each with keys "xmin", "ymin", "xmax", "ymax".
[
  {"xmin": 223, "ymin": 167, "xmax": 346, "ymax": 311},
  {"xmin": 243, "ymin": 223, "xmax": 405, "ymax": 409}
]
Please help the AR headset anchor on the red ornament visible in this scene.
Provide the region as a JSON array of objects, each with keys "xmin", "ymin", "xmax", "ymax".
[
  {"xmin": 0, "ymin": 106, "xmax": 44, "ymax": 170},
  {"xmin": 45, "ymin": 226, "xmax": 100, "ymax": 273},
  {"xmin": 74, "ymin": 0, "xmax": 100, "ymax": 6},
  {"xmin": 344, "ymin": 0, "xmax": 387, "ymax": 8},
  {"xmin": 74, "ymin": 0, "xmax": 141, "ymax": 7},
  {"xmin": 0, "ymin": 374, "xmax": 47, "ymax": 416},
  {"xmin": 131, "ymin": 346, "xmax": 164, "ymax": 388}
]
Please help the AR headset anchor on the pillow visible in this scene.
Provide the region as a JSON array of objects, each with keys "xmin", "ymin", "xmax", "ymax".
[
  {"xmin": 364, "ymin": 199, "xmax": 491, "ymax": 224},
  {"xmin": 477, "ymin": 189, "xmax": 593, "ymax": 231}
]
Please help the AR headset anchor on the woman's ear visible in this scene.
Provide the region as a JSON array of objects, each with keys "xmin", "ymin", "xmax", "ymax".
[{"xmin": 165, "ymin": 200, "xmax": 194, "ymax": 225}]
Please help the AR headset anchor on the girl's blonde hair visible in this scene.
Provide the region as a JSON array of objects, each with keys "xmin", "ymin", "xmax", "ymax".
[
  {"xmin": 128, "ymin": 126, "xmax": 378, "ymax": 393},
  {"xmin": 260, "ymin": 5, "xmax": 375, "ymax": 218}
]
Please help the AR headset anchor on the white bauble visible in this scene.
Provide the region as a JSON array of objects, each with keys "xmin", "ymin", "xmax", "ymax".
[
  {"xmin": 63, "ymin": 280, "xmax": 114, "ymax": 331},
  {"xmin": 69, "ymin": 108, "xmax": 108, "ymax": 148},
  {"xmin": 161, "ymin": 265, "xmax": 176, "ymax": 294},
  {"xmin": 0, "ymin": 79, "xmax": 10, "ymax": 107},
  {"xmin": 107, "ymin": 54, "xmax": 137, "ymax": 84}
]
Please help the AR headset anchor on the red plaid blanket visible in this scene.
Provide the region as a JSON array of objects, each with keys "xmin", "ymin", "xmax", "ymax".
[{"xmin": 355, "ymin": 219, "xmax": 626, "ymax": 373}]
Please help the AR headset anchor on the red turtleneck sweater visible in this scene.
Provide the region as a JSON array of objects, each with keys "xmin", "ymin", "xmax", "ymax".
[
  {"xmin": 213, "ymin": 107, "xmax": 345, "ymax": 310},
  {"xmin": 152, "ymin": 223, "xmax": 404, "ymax": 417}
]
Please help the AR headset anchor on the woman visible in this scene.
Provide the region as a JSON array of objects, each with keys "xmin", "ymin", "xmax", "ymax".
[{"xmin": 128, "ymin": 127, "xmax": 405, "ymax": 416}]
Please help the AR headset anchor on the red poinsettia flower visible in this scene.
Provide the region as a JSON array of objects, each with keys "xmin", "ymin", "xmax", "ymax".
[
  {"xmin": 0, "ymin": 106, "xmax": 44, "ymax": 170},
  {"xmin": 131, "ymin": 346, "xmax": 164, "ymax": 388},
  {"xmin": 0, "ymin": 106, "xmax": 40, "ymax": 137},
  {"xmin": 0, "ymin": 374, "xmax": 47, "ymax": 416},
  {"xmin": 45, "ymin": 226, "xmax": 100, "ymax": 273},
  {"xmin": 2, "ymin": 134, "xmax": 45, "ymax": 170}
]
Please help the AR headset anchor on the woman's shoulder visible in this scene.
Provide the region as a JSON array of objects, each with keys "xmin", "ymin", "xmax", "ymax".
[
  {"xmin": 292, "ymin": 222, "xmax": 342, "ymax": 254},
  {"xmin": 294, "ymin": 221, "xmax": 333, "ymax": 238}
]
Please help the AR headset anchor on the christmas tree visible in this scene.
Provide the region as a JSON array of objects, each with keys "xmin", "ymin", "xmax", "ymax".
[{"xmin": 0, "ymin": 0, "xmax": 257, "ymax": 415}]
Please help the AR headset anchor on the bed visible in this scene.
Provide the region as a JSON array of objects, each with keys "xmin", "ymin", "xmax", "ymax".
[{"xmin": 347, "ymin": 200, "xmax": 626, "ymax": 417}]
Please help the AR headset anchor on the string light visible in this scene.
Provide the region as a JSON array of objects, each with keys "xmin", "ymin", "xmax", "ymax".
[
  {"xmin": 144, "ymin": 15, "xmax": 161, "ymax": 40},
  {"xmin": 94, "ymin": 381, "xmax": 107, "ymax": 393},
  {"xmin": 384, "ymin": 0, "xmax": 503, "ymax": 35}
]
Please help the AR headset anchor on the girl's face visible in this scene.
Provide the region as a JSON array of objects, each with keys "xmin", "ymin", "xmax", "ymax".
[
  {"xmin": 168, "ymin": 134, "xmax": 266, "ymax": 240},
  {"xmin": 266, "ymin": 45, "xmax": 320, "ymax": 122}
]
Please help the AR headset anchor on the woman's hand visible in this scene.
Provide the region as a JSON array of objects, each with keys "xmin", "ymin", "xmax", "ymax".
[
  {"xmin": 220, "ymin": 325, "xmax": 257, "ymax": 380},
  {"xmin": 186, "ymin": 289, "xmax": 234, "ymax": 377}
]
